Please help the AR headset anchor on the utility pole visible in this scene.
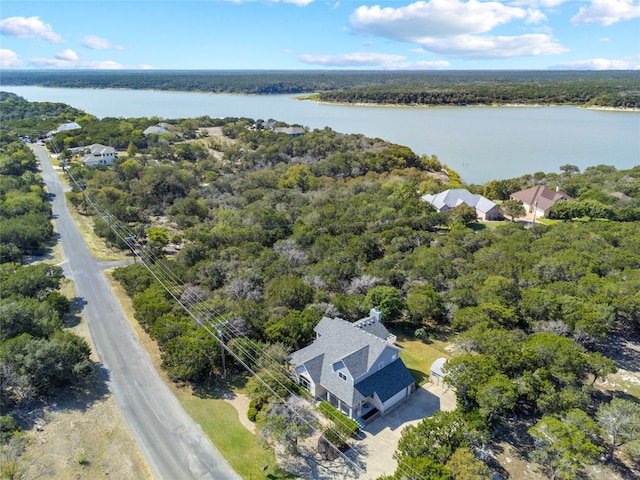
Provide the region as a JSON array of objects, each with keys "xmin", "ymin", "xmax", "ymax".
[{"xmin": 215, "ymin": 322, "xmax": 229, "ymax": 379}]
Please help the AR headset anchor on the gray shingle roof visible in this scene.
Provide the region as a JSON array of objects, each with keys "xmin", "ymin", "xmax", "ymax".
[
  {"xmin": 422, "ymin": 188, "xmax": 496, "ymax": 214},
  {"xmin": 355, "ymin": 359, "xmax": 415, "ymax": 402},
  {"xmin": 289, "ymin": 316, "xmax": 409, "ymax": 407}
]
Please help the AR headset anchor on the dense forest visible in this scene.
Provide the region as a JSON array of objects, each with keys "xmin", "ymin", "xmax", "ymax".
[
  {"xmin": 3, "ymin": 69, "xmax": 639, "ymax": 108},
  {"xmin": 0, "ymin": 138, "xmax": 94, "ymax": 476},
  {"xmin": 2, "ymin": 93, "xmax": 640, "ymax": 479}
]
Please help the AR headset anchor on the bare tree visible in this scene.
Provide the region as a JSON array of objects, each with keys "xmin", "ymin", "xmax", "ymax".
[{"xmin": 258, "ymin": 396, "xmax": 318, "ymax": 456}]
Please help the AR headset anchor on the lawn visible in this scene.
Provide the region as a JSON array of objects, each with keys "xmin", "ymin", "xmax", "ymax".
[
  {"xmin": 394, "ymin": 327, "xmax": 454, "ymax": 386},
  {"xmin": 176, "ymin": 388, "xmax": 293, "ymax": 479}
]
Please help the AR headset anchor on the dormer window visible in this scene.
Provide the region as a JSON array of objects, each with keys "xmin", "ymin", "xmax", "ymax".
[{"xmin": 339, "ymin": 372, "xmax": 347, "ymax": 381}]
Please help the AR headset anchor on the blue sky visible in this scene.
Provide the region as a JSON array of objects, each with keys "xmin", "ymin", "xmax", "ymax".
[{"xmin": 1, "ymin": 0, "xmax": 639, "ymax": 70}]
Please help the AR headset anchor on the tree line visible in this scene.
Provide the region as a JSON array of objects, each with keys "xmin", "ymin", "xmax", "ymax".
[{"xmin": 2, "ymin": 70, "xmax": 638, "ymax": 108}]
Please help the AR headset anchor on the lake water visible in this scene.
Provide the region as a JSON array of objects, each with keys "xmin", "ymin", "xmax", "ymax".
[{"xmin": 2, "ymin": 85, "xmax": 639, "ymax": 184}]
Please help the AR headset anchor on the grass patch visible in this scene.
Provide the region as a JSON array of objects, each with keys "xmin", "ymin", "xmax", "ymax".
[
  {"xmin": 175, "ymin": 390, "xmax": 292, "ymax": 479},
  {"xmin": 394, "ymin": 326, "xmax": 454, "ymax": 387},
  {"xmin": 66, "ymin": 204, "xmax": 129, "ymax": 261}
]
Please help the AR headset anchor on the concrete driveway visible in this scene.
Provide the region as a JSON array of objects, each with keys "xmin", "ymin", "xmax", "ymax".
[{"xmin": 353, "ymin": 382, "xmax": 456, "ymax": 479}]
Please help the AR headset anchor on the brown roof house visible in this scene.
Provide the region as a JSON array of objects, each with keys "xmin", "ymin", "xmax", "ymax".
[
  {"xmin": 288, "ymin": 308, "xmax": 415, "ymax": 424},
  {"xmin": 510, "ymin": 185, "xmax": 573, "ymax": 218}
]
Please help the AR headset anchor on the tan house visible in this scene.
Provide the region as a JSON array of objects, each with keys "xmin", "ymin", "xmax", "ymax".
[{"xmin": 510, "ymin": 185, "xmax": 573, "ymax": 218}]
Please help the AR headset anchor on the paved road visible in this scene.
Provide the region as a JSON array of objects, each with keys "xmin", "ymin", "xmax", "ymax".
[{"xmin": 32, "ymin": 145, "xmax": 240, "ymax": 480}]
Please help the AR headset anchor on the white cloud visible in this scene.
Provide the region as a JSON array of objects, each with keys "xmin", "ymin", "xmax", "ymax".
[
  {"xmin": 0, "ymin": 16, "xmax": 62, "ymax": 43},
  {"xmin": 82, "ymin": 35, "xmax": 122, "ymax": 50},
  {"xmin": 571, "ymin": 0, "xmax": 640, "ymax": 25},
  {"xmin": 515, "ymin": 0, "xmax": 569, "ymax": 7},
  {"xmin": 550, "ymin": 58, "xmax": 640, "ymax": 69},
  {"xmin": 347, "ymin": 0, "xmax": 564, "ymax": 59},
  {"xmin": 420, "ymin": 33, "xmax": 567, "ymax": 58},
  {"xmin": 28, "ymin": 55, "xmax": 127, "ymax": 69},
  {"xmin": 0, "ymin": 49, "xmax": 24, "ymax": 68},
  {"xmin": 299, "ymin": 52, "xmax": 406, "ymax": 66},
  {"xmin": 55, "ymin": 49, "xmax": 78, "ymax": 61},
  {"xmin": 525, "ymin": 8, "xmax": 547, "ymax": 23},
  {"xmin": 298, "ymin": 51, "xmax": 449, "ymax": 69},
  {"xmin": 350, "ymin": 0, "xmax": 529, "ymax": 40}
]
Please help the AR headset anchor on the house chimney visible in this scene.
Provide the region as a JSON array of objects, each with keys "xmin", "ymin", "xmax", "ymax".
[
  {"xmin": 556, "ymin": 185, "xmax": 560, "ymax": 192},
  {"xmin": 370, "ymin": 307, "xmax": 382, "ymax": 322}
]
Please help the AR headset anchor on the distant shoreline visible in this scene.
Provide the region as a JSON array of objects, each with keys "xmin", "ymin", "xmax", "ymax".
[{"xmin": 300, "ymin": 96, "xmax": 640, "ymax": 112}]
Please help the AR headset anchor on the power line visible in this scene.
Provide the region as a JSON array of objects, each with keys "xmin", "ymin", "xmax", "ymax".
[{"xmin": 54, "ymin": 149, "xmax": 423, "ymax": 479}]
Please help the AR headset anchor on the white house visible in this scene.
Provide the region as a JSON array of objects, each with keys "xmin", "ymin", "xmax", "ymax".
[
  {"xmin": 288, "ymin": 309, "xmax": 415, "ymax": 423},
  {"xmin": 81, "ymin": 143, "xmax": 117, "ymax": 167},
  {"xmin": 47, "ymin": 121, "xmax": 82, "ymax": 137},
  {"xmin": 422, "ymin": 188, "xmax": 501, "ymax": 221},
  {"xmin": 143, "ymin": 125, "xmax": 170, "ymax": 135}
]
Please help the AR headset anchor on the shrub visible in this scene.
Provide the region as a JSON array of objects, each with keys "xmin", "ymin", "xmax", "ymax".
[
  {"xmin": 247, "ymin": 400, "xmax": 258, "ymax": 422},
  {"xmin": 317, "ymin": 401, "xmax": 359, "ymax": 447}
]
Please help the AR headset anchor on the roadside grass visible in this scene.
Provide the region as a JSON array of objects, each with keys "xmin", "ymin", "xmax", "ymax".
[
  {"xmin": 106, "ymin": 272, "xmax": 293, "ymax": 479},
  {"xmin": 175, "ymin": 389, "xmax": 292, "ymax": 479},
  {"xmin": 66, "ymin": 204, "xmax": 130, "ymax": 261},
  {"xmin": 394, "ymin": 325, "xmax": 454, "ymax": 386}
]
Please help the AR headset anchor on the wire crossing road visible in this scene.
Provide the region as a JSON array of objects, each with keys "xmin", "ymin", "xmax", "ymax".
[{"xmin": 32, "ymin": 145, "xmax": 240, "ymax": 480}]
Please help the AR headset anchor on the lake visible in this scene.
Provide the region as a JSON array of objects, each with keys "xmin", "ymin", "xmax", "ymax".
[{"xmin": 2, "ymin": 85, "xmax": 639, "ymax": 184}]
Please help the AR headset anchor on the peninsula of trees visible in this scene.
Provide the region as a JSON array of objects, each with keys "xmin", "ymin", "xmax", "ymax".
[{"xmin": 2, "ymin": 69, "xmax": 639, "ymax": 108}]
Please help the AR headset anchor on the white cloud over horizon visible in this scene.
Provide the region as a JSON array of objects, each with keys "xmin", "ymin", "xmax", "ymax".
[
  {"xmin": 571, "ymin": 0, "xmax": 640, "ymax": 25},
  {"xmin": 28, "ymin": 56, "xmax": 126, "ymax": 69},
  {"xmin": 298, "ymin": 51, "xmax": 450, "ymax": 68},
  {"xmin": 421, "ymin": 33, "xmax": 568, "ymax": 58},
  {"xmin": 0, "ymin": 16, "xmax": 62, "ymax": 43},
  {"xmin": 0, "ymin": 49, "xmax": 24, "ymax": 68},
  {"xmin": 55, "ymin": 48, "xmax": 78, "ymax": 62},
  {"xmin": 549, "ymin": 57, "xmax": 640, "ymax": 69}
]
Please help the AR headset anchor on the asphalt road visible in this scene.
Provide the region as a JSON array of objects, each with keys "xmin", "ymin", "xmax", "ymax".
[{"xmin": 32, "ymin": 145, "xmax": 240, "ymax": 480}]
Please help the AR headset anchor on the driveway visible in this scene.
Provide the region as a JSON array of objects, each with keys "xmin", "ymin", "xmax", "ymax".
[{"xmin": 355, "ymin": 382, "xmax": 456, "ymax": 479}]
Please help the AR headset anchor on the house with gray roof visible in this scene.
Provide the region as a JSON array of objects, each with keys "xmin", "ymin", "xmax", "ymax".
[
  {"xmin": 143, "ymin": 125, "xmax": 170, "ymax": 135},
  {"xmin": 81, "ymin": 143, "xmax": 116, "ymax": 167},
  {"xmin": 288, "ymin": 308, "xmax": 415, "ymax": 423},
  {"xmin": 421, "ymin": 188, "xmax": 500, "ymax": 221}
]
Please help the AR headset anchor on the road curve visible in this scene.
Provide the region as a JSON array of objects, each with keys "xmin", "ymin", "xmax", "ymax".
[{"xmin": 32, "ymin": 145, "xmax": 240, "ymax": 480}]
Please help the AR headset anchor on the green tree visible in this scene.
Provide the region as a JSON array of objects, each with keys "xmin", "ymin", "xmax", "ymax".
[
  {"xmin": 476, "ymin": 373, "xmax": 518, "ymax": 424},
  {"xmin": 264, "ymin": 275, "xmax": 313, "ymax": 311},
  {"xmin": 501, "ymin": 198, "xmax": 526, "ymax": 222},
  {"xmin": 529, "ymin": 416, "xmax": 601, "ymax": 480},
  {"xmin": 446, "ymin": 447, "xmax": 491, "ymax": 480},
  {"xmin": 406, "ymin": 283, "xmax": 445, "ymax": 325},
  {"xmin": 363, "ymin": 286, "xmax": 406, "ymax": 322},
  {"xmin": 264, "ymin": 309, "xmax": 321, "ymax": 350},
  {"xmin": 448, "ymin": 204, "xmax": 478, "ymax": 225}
]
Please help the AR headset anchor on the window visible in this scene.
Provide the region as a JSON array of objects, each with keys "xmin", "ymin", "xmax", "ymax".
[
  {"xmin": 339, "ymin": 372, "xmax": 347, "ymax": 381},
  {"xmin": 300, "ymin": 376, "xmax": 311, "ymax": 391}
]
